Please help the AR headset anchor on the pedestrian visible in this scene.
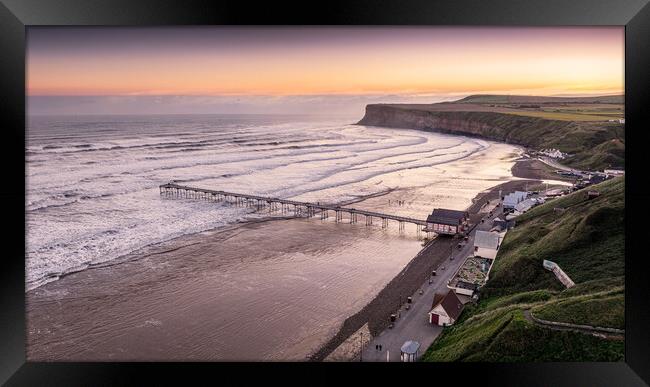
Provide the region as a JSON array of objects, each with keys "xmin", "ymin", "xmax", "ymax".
[
  {"xmin": 375, "ymin": 344, "xmax": 378, "ymax": 351},
  {"xmin": 379, "ymin": 345, "xmax": 382, "ymax": 351}
]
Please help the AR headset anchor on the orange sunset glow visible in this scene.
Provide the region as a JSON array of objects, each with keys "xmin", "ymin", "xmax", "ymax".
[{"xmin": 27, "ymin": 27, "xmax": 624, "ymax": 97}]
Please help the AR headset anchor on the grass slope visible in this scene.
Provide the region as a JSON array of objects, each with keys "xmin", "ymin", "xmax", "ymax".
[{"xmin": 422, "ymin": 177, "xmax": 625, "ymax": 362}]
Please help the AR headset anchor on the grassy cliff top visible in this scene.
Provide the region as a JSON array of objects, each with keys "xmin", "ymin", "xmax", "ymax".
[{"xmin": 454, "ymin": 94, "xmax": 624, "ymax": 104}]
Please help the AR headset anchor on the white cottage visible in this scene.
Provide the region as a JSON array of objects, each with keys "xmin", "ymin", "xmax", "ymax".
[
  {"xmin": 428, "ymin": 289, "xmax": 464, "ymax": 326},
  {"xmin": 474, "ymin": 230, "xmax": 501, "ymax": 259}
]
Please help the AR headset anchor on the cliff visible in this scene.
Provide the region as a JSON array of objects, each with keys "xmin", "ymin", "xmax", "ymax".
[{"xmin": 357, "ymin": 103, "xmax": 624, "ymax": 171}]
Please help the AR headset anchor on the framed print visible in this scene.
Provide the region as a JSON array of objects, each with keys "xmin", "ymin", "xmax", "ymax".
[{"xmin": 1, "ymin": 0, "xmax": 649, "ymax": 385}]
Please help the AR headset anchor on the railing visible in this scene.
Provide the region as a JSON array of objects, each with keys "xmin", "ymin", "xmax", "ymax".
[{"xmin": 159, "ymin": 183, "xmax": 430, "ymax": 228}]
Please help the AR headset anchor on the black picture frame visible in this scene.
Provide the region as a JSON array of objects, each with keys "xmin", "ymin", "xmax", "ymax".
[{"xmin": 2, "ymin": 0, "xmax": 649, "ymax": 385}]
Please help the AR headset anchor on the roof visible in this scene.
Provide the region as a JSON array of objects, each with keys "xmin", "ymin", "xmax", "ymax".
[
  {"xmin": 503, "ymin": 191, "xmax": 528, "ymax": 206},
  {"xmin": 400, "ymin": 340, "xmax": 420, "ymax": 354},
  {"xmin": 430, "ymin": 293, "xmax": 445, "ymax": 309},
  {"xmin": 431, "ymin": 289, "xmax": 464, "ymax": 320},
  {"xmin": 427, "ymin": 208, "xmax": 468, "ymax": 225},
  {"xmin": 474, "ymin": 230, "xmax": 500, "ymax": 249},
  {"xmin": 515, "ymin": 198, "xmax": 536, "ymax": 212}
]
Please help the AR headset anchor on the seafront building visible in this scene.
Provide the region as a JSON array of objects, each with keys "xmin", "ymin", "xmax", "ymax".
[
  {"xmin": 425, "ymin": 208, "xmax": 469, "ymax": 235},
  {"xmin": 428, "ymin": 290, "xmax": 464, "ymax": 326},
  {"xmin": 502, "ymin": 191, "xmax": 528, "ymax": 210},
  {"xmin": 473, "ymin": 230, "xmax": 501, "ymax": 259}
]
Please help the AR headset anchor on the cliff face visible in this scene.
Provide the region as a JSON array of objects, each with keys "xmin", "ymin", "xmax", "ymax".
[
  {"xmin": 358, "ymin": 105, "xmax": 514, "ymax": 142},
  {"xmin": 357, "ymin": 104, "xmax": 624, "ymax": 170}
]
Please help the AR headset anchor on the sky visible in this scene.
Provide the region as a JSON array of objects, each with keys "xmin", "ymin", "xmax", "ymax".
[{"xmin": 27, "ymin": 27, "xmax": 624, "ymax": 115}]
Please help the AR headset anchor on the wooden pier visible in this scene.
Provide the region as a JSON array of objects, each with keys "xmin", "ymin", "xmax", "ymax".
[{"xmin": 159, "ymin": 183, "xmax": 431, "ymax": 236}]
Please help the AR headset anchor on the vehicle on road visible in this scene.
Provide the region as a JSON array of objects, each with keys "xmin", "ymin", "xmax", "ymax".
[{"xmin": 432, "ymin": 270, "xmax": 437, "ymax": 276}]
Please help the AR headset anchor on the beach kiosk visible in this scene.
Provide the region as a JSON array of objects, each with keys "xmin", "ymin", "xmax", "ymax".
[{"xmin": 400, "ymin": 340, "xmax": 420, "ymax": 362}]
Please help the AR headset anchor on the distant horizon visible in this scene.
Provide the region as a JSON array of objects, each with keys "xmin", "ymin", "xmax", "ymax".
[{"xmin": 27, "ymin": 92, "xmax": 624, "ymax": 117}]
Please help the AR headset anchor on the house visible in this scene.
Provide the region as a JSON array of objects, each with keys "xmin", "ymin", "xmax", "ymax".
[
  {"xmin": 474, "ymin": 230, "xmax": 501, "ymax": 259},
  {"xmin": 502, "ymin": 191, "xmax": 528, "ymax": 210},
  {"xmin": 514, "ymin": 198, "xmax": 537, "ymax": 213},
  {"xmin": 425, "ymin": 208, "xmax": 469, "ymax": 235},
  {"xmin": 492, "ymin": 217, "xmax": 515, "ymax": 231},
  {"xmin": 400, "ymin": 340, "xmax": 420, "ymax": 362},
  {"xmin": 428, "ymin": 289, "xmax": 464, "ymax": 326}
]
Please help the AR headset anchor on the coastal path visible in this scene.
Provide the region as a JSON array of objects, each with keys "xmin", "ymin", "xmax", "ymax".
[
  {"xmin": 160, "ymin": 183, "xmax": 431, "ymax": 235},
  {"xmin": 360, "ymin": 206, "xmax": 503, "ymax": 362},
  {"xmin": 523, "ymin": 310, "xmax": 624, "ymax": 340}
]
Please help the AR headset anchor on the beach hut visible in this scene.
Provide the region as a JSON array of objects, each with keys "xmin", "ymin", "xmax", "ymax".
[
  {"xmin": 428, "ymin": 289, "xmax": 464, "ymax": 326},
  {"xmin": 400, "ymin": 341, "xmax": 421, "ymax": 362},
  {"xmin": 425, "ymin": 208, "xmax": 469, "ymax": 235},
  {"xmin": 473, "ymin": 231, "xmax": 500, "ymax": 259}
]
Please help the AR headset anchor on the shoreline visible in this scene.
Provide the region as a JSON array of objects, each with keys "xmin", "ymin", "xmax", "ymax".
[
  {"xmin": 310, "ymin": 160, "xmax": 543, "ymax": 361},
  {"xmin": 27, "ymin": 187, "xmax": 398, "ymax": 294}
]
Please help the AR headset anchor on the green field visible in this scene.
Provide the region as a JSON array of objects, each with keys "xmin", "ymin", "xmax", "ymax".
[
  {"xmin": 422, "ymin": 177, "xmax": 625, "ymax": 362},
  {"xmin": 500, "ymin": 110, "xmax": 622, "ymax": 122}
]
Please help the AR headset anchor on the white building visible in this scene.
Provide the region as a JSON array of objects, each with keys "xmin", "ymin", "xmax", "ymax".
[
  {"xmin": 514, "ymin": 198, "xmax": 538, "ymax": 213},
  {"xmin": 428, "ymin": 289, "xmax": 464, "ymax": 326},
  {"xmin": 503, "ymin": 191, "xmax": 528, "ymax": 209},
  {"xmin": 474, "ymin": 230, "xmax": 501, "ymax": 259}
]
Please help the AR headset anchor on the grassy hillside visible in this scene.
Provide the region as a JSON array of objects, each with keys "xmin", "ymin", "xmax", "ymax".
[{"xmin": 422, "ymin": 177, "xmax": 625, "ymax": 362}]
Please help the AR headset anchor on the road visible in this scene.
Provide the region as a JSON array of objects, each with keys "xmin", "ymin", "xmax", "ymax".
[
  {"xmin": 360, "ymin": 204, "xmax": 503, "ymax": 362},
  {"xmin": 537, "ymin": 156, "xmax": 578, "ymax": 173}
]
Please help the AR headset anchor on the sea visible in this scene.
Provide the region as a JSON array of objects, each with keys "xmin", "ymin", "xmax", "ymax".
[
  {"xmin": 26, "ymin": 113, "xmax": 524, "ymax": 360},
  {"xmin": 26, "ymin": 113, "xmax": 511, "ymax": 292}
]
